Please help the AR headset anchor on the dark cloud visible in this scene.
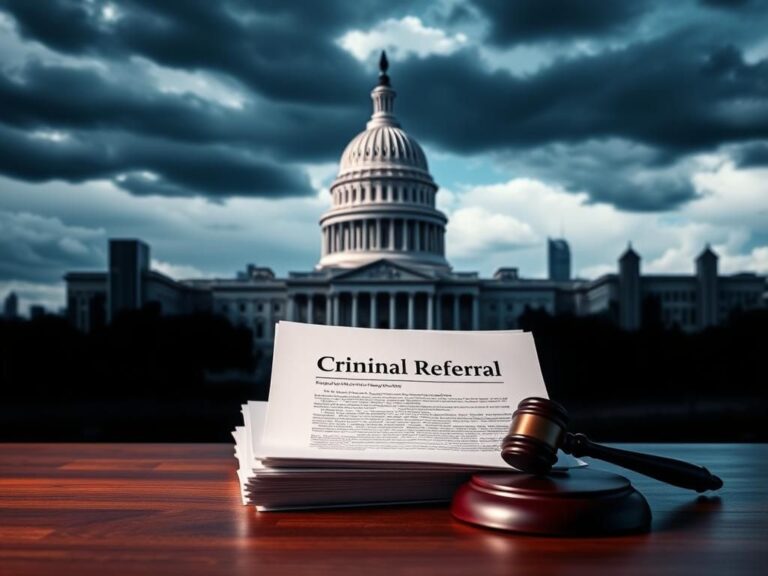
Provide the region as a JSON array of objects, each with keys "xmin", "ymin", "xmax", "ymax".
[
  {"xmin": 0, "ymin": 0, "xmax": 413, "ymax": 104},
  {"xmin": 0, "ymin": 210, "xmax": 104, "ymax": 282},
  {"xmin": 0, "ymin": 0, "xmax": 766, "ymax": 213},
  {"xmin": 700, "ymin": 0, "xmax": 762, "ymax": 10},
  {"xmin": 0, "ymin": 124, "xmax": 314, "ymax": 198},
  {"xmin": 472, "ymin": 0, "xmax": 650, "ymax": 45},
  {"xmin": 0, "ymin": 60, "xmax": 363, "ymax": 161},
  {"xmin": 510, "ymin": 141, "xmax": 698, "ymax": 211},
  {"xmin": 735, "ymin": 142, "xmax": 768, "ymax": 166},
  {"xmin": 394, "ymin": 35, "xmax": 768, "ymax": 159}
]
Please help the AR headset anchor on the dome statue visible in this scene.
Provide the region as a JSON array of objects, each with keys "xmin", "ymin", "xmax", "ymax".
[{"xmin": 317, "ymin": 52, "xmax": 450, "ymax": 271}]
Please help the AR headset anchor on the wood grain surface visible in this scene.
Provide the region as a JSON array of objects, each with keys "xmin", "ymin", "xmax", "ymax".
[{"xmin": 0, "ymin": 443, "xmax": 765, "ymax": 576}]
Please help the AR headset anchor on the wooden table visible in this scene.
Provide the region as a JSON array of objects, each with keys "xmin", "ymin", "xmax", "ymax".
[{"xmin": 0, "ymin": 444, "xmax": 765, "ymax": 575}]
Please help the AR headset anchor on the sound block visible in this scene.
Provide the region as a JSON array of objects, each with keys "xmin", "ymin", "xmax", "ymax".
[{"xmin": 451, "ymin": 468, "xmax": 651, "ymax": 536}]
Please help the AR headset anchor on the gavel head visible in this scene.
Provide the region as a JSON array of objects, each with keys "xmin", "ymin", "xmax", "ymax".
[{"xmin": 501, "ymin": 397, "xmax": 569, "ymax": 475}]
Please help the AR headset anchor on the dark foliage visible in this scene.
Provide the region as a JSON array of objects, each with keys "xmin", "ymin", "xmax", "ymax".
[
  {"xmin": 0, "ymin": 306, "xmax": 264, "ymax": 441},
  {"xmin": 520, "ymin": 307, "xmax": 768, "ymax": 441},
  {"xmin": 1, "ymin": 307, "xmax": 766, "ymax": 441}
]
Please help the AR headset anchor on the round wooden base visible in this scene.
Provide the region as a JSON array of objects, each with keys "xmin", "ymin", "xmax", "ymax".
[{"xmin": 451, "ymin": 468, "xmax": 651, "ymax": 536}]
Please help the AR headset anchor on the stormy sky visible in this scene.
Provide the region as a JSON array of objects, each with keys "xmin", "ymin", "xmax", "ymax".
[{"xmin": 0, "ymin": 0, "xmax": 766, "ymax": 313}]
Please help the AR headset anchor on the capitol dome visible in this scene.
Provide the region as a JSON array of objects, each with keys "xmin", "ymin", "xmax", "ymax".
[
  {"xmin": 317, "ymin": 52, "xmax": 450, "ymax": 271},
  {"xmin": 338, "ymin": 123, "xmax": 430, "ymax": 175}
]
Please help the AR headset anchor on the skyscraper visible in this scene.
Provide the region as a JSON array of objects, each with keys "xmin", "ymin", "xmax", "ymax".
[
  {"xmin": 618, "ymin": 244, "xmax": 641, "ymax": 331},
  {"xmin": 3, "ymin": 292, "xmax": 18, "ymax": 319},
  {"xmin": 108, "ymin": 239, "xmax": 150, "ymax": 322},
  {"xmin": 548, "ymin": 238, "xmax": 571, "ymax": 281}
]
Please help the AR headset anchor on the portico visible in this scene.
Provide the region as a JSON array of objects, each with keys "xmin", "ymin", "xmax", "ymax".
[{"xmin": 285, "ymin": 260, "xmax": 481, "ymax": 331}]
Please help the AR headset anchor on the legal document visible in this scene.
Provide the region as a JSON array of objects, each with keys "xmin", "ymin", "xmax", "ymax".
[
  {"xmin": 233, "ymin": 322, "xmax": 580, "ymax": 509},
  {"xmin": 262, "ymin": 322, "xmax": 548, "ymax": 468}
]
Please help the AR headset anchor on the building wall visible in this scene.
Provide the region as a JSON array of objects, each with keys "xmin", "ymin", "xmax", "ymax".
[
  {"xmin": 65, "ymin": 241, "xmax": 766, "ymax": 340},
  {"xmin": 642, "ymin": 277, "xmax": 698, "ymax": 331}
]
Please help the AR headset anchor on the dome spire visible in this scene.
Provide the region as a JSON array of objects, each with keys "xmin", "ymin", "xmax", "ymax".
[
  {"xmin": 378, "ymin": 51, "xmax": 390, "ymax": 86},
  {"xmin": 368, "ymin": 51, "xmax": 399, "ymax": 128}
]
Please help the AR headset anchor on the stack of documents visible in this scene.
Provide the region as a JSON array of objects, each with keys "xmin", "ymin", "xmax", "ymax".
[{"xmin": 233, "ymin": 322, "xmax": 577, "ymax": 510}]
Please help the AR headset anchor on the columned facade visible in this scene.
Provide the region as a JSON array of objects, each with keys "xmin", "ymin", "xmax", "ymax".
[{"xmin": 284, "ymin": 282, "xmax": 482, "ymax": 331}]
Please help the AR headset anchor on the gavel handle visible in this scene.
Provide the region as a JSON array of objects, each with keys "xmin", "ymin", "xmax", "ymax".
[{"xmin": 562, "ymin": 433, "xmax": 723, "ymax": 492}]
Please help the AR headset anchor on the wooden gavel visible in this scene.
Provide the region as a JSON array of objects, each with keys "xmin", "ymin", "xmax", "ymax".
[{"xmin": 501, "ymin": 397, "xmax": 723, "ymax": 492}]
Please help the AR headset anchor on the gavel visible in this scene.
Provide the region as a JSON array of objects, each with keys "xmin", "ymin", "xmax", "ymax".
[{"xmin": 502, "ymin": 397, "xmax": 723, "ymax": 492}]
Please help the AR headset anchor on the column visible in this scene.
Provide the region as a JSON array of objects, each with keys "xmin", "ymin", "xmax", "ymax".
[
  {"xmin": 287, "ymin": 295, "xmax": 296, "ymax": 321},
  {"xmin": 436, "ymin": 294, "xmax": 443, "ymax": 329},
  {"xmin": 427, "ymin": 293, "xmax": 434, "ymax": 329},
  {"xmin": 471, "ymin": 295, "xmax": 480, "ymax": 330},
  {"xmin": 453, "ymin": 294, "xmax": 460, "ymax": 330},
  {"xmin": 402, "ymin": 219, "xmax": 408, "ymax": 251},
  {"xmin": 351, "ymin": 292, "xmax": 359, "ymax": 327},
  {"xmin": 307, "ymin": 294, "xmax": 314, "ymax": 324},
  {"xmin": 370, "ymin": 292, "xmax": 377, "ymax": 328},
  {"xmin": 324, "ymin": 295, "xmax": 331, "ymax": 325},
  {"xmin": 363, "ymin": 220, "xmax": 368, "ymax": 250},
  {"xmin": 375, "ymin": 219, "xmax": 381, "ymax": 249},
  {"xmin": 332, "ymin": 294, "xmax": 339, "ymax": 326},
  {"xmin": 388, "ymin": 219, "xmax": 395, "ymax": 250},
  {"xmin": 414, "ymin": 221, "xmax": 421, "ymax": 252},
  {"xmin": 389, "ymin": 292, "xmax": 396, "ymax": 329},
  {"xmin": 407, "ymin": 292, "xmax": 415, "ymax": 329}
]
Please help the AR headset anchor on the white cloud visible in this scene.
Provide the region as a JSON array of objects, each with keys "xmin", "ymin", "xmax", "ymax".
[
  {"xmin": 690, "ymin": 160, "xmax": 768, "ymax": 235},
  {"xmin": 441, "ymin": 168, "xmax": 768, "ymax": 278},
  {"xmin": 151, "ymin": 259, "xmax": 207, "ymax": 280},
  {"xmin": 719, "ymin": 246, "xmax": 768, "ymax": 274},
  {"xmin": 0, "ymin": 174, "xmax": 330, "ymax": 280},
  {"xmin": 101, "ymin": 3, "xmax": 120, "ymax": 23},
  {"xmin": 0, "ymin": 155, "xmax": 764, "ymax": 294},
  {"xmin": 137, "ymin": 57, "xmax": 247, "ymax": 109},
  {"xmin": 338, "ymin": 16, "xmax": 467, "ymax": 62},
  {"xmin": 449, "ymin": 206, "xmax": 538, "ymax": 257}
]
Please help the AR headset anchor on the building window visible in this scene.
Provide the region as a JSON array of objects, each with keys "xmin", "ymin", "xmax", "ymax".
[
  {"xmin": 239, "ymin": 303, "xmax": 246, "ymax": 313},
  {"xmin": 274, "ymin": 303, "xmax": 281, "ymax": 313},
  {"xmin": 256, "ymin": 321, "xmax": 264, "ymax": 339},
  {"xmin": 257, "ymin": 303, "xmax": 263, "ymax": 312}
]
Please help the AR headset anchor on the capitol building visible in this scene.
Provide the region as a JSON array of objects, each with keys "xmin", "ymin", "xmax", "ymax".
[{"xmin": 65, "ymin": 55, "xmax": 766, "ymax": 342}]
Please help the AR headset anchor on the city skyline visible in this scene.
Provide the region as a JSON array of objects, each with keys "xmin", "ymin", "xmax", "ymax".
[{"xmin": 1, "ymin": 1, "xmax": 767, "ymax": 314}]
